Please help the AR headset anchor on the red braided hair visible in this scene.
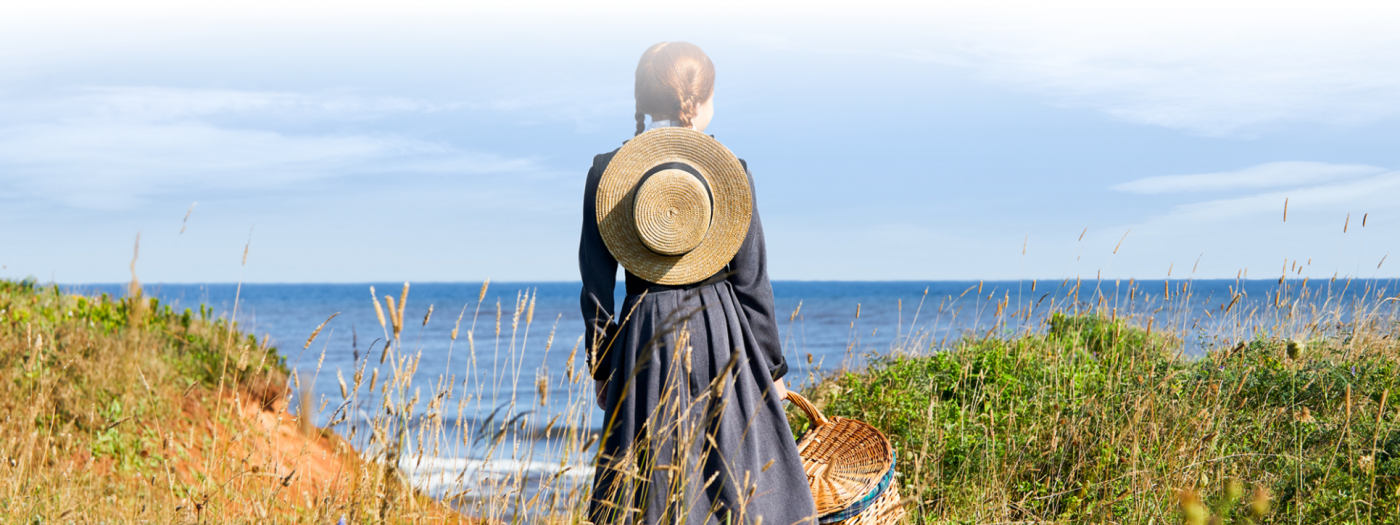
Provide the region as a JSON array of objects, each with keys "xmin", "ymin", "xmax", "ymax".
[{"xmin": 634, "ymin": 42, "xmax": 715, "ymax": 136}]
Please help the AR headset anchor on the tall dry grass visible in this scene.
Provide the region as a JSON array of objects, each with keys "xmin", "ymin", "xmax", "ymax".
[
  {"xmin": 0, "ymin": 276, "xmax": 472, "ymax": 523},
  {"xmin": 798, "ymin": 276, "xmax": 1400, "ymax": 524},
  {"xmin": 5, "ymin": 262, "xmax": 1400, "ymax": 524}
]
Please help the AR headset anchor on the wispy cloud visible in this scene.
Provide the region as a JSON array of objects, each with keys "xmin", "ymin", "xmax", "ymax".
[
  {"xmin": 1094, "ymin": 166, "xmax": 1400, "ymax": 279},
  {"xmin": 0, "ymin": 87, "xmax": 551, "ymax": 210},
  {"xmin": 1115, "ymin": 166, "xmax": 1400, "ymax": 237},
  {"xmin": 740, "ymin": 34, "xmax": 801, "ymax": 51},
  {"xmin": 1112, "ymin": 162, "xmax": 1386, "ymax": 195},
  {"xmin": 1, "ymin": 87, "xmax": 462, "ymax": 123},
  {"xmin": 862, "ymin": 3, "xmax": 1400, "ymax": 137},
  {"xmin": 1163, "ymin": 171, "xmax": 1400, "ymax": 224}
]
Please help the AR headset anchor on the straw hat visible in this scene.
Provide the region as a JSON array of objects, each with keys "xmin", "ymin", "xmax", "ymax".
[{"xmin": 596, "ymin": 127, "xmax": 752, "ymax": 285}]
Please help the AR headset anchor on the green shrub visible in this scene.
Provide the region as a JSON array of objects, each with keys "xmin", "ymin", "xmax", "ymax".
[{"xmin": 800, "ymin": 312, "xmax": 1400, "ymax": 523}]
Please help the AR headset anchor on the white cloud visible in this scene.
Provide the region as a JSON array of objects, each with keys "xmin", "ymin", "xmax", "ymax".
[
  {"xmin": 741, "ymin": 34, "xmax": 801, "ymax": 51},
  {"xmin": 12, "ymin": 4, "xmax": 1399, "ymax": 139},
  {"xmin": 0, "ymin": 87, "xmax": 459, "ymax": 124},
  {"xmin": 1041, "ymin": 168, "xmax": 1400, "ymax": 280},
  {"xmin": 880, "ymin": 3, "xmax": 1400, "ymax": 136},
  {"xmin": 1160, "ymin": 171, "xmax": 1400, "ymax": 225},
  {"xmin": 1112, "ymin": 162, "xmax": 1386, "ymax": 195},
  {"xmin": 0, "ymin": 88, "xmax": 549, "ymax": 210},
  {"xmin": 1112, "ymin": 166, "xmax": 1400, "ymax": 263}
]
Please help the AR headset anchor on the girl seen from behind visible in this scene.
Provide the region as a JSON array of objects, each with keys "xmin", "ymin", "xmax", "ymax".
[{"xmin": 578, "ymin": 41, "xmax": 817, "ymax": 525}]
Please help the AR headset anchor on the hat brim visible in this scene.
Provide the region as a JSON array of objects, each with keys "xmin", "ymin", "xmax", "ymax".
[{"xmin": 596, "ymin": 127, "xmax": 752, "ymax": 286}]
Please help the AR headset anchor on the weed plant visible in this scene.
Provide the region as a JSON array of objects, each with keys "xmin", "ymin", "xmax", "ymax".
[
  {"xmin": 0, "ymin": 276, "xmax": 480, "ymax": 523},
  {"xmin": 0, "ymin": 277, "xmax": 293, "ymax": 520},
  {"xmin": 5, "ymin": 267, "xmax": 1400, "ymax": 525},
  {"xmin": 797, "ymin": 278, "xmax": 1400, "ymax": 524}
]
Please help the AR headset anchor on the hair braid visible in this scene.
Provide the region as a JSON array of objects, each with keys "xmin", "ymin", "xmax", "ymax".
[
  {"xmin": 676, "ymin": 87, "xmax": 696, "ymax": 129},
  {"xmin": 633, "ymin": 41, "xmax": 714, "ymax": 132}
]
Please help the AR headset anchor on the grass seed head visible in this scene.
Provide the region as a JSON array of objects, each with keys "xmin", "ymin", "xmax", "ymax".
[
  {"xmin": 1177, "ymin": 489, "xmax": 1207, "ymax": 525},
  {"xmin": 1250, "ymin": 486, "xmax": 1271, "ymax": 517},
  {"xmin": 398, "ymin": 282, "xmax": 410, "ymax": 328},
  {"xmin": 304, "ymin": 312, "xmax": 339, "ymax": 350},
  {"xmin": 370, "ymin": 286, "xmax": 386, "ymax": 329},
  {"xmin": 527, "ymin": 290, "xmax": 536, "ymax": 325},
  {"xmin": 1225, "ymin": 478, "xmax": 1243, "ymax": 504},
  {"xmin": 385, "ymin": 296, "xmax": 401, "ymax": 337}
]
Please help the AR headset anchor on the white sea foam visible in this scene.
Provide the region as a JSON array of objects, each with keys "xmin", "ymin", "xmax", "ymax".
[{"xmin": 399, "ymin": 455, "xmax": 594, "ymax": 501}]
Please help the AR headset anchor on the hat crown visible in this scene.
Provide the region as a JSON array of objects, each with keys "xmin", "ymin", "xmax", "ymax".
[
  {"xmin": 633, "ymin": 169, "xmax": 712, "ymax": 256},
  {"xmin": 595, "ymin": 127, "xmax": 750, "ymax": 286}
]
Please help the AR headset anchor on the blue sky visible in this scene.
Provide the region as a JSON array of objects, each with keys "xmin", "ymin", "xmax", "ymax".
[{"xmin": 2, "ymin": 1, "xmax": 1398, "ymax": 282}]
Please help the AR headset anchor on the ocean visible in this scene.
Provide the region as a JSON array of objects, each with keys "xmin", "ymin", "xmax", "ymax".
[{"xmin": 64, "ymin": 278, "xmax": 1397, "ymax": 506}]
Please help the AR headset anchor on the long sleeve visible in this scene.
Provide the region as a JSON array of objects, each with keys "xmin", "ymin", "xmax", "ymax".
[
  {"xmin": 726, "ymin": 161, "xmax": 788, "ymax": 381},
  {"xmin": 580, "ymin": 152, "xmax": 621, "ymax": 380}
]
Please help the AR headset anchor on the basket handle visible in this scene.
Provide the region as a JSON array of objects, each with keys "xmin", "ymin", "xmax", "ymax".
[{"xmin": 785, "ymin": 391, "xmax": 831, "ymax": 427}]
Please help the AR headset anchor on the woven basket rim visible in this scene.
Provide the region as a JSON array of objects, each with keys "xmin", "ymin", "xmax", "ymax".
[
  {"xmin": 818, "ymin": 451, "xmax": 897, "ymax": 524},
  {"xmin": 832, "ymin": 480, "xmax": 906, "ymax": 525}
]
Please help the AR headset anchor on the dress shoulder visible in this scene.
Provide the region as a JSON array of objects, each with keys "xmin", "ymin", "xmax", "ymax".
[{"xmin": 592, "ymin": 149, "xmax": 621, "ymax": 173}]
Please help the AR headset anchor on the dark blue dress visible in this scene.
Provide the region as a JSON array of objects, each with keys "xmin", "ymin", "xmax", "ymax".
[{"xmin": 579, "ymin": 146, "xmax": 816, "ymax": 525}]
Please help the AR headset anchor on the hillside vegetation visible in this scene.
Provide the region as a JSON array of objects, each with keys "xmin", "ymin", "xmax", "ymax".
[
  {"xmin": 0, "ymin": 278, "xmax": 462, "ymax": 523},
  {"xmin": 9, "ymin": 272, "xmax": 1400, "ymax": 525},
  {"xmin": 795, "ymin": 290, "xmax": 1400, "ymax": 524}
]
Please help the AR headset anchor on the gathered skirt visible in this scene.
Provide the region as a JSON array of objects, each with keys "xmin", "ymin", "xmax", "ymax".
[{"xmin": 589, "ymin": 281, "xmax": 817, "ymax": 525}]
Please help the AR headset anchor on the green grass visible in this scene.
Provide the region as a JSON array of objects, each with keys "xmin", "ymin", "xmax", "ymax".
[
  {"xmin": 0, "ymin": 278, "xmax": 479, "ymax": 523},
  {"xmin": 795, "ymin": 309, "xmax": 1400, "ymax": 524},
  {"xmin": 0, "ymin": 275, "xmax": 558, "ymax": 523},
  {"xmin": 12, "ymin": 268, "xmax": 1400, "ymax": 524},
  {"xmin": 0, "ymin": 277, "xmax": 296, "ymax": 519}
]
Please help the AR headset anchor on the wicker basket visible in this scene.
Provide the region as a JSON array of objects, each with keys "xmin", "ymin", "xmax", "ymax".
[
  {"xmin": 818, "ymin": 451, "xmax": 896, "ymax": 523},
  {"xmin": 831, "ymin": 482, "xmax": 905, "ymax": 525},
  {"xmin": 786, "ymin": 392, "xmax": 898, "ymax": 520}
]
